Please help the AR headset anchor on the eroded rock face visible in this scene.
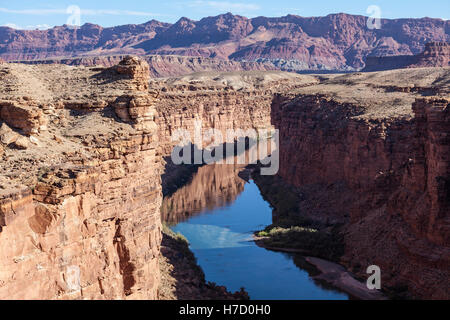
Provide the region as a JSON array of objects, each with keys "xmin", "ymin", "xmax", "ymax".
[
  {"xmin": 389, "ymin": 98, "xmax": 450, "ymax": 246},
  {"xmin": 0, "ymin": 57, "xmax": 162, "ymax": 300},
  {"xmin": 271, "ymin": 78, "xmax": 450, "ymax": 299},
  {"xmin": 413, "ymin": 42, "xmax": 450, "ymax": 68}
]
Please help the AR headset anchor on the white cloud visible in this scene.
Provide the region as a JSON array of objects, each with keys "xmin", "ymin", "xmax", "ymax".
[
  {"xmin": 27, "ymin": 24, "xmax": 51, "ymax": 30},
  {"xmin": 80, "ymin": 9, "xmax": 163, "ymax": 17},
  {"xmin": 0, "ymin": 7, "xmax": 163, "ymax": 17},
  {"xmin": 0, "ymin": 8, "xmax": 66, "ymax": 15},
  {"xmin": 188, "ymin": 1, "xmax": 260, "ymax": 12},
  {"xmin": 2, "ymin": 22, "xmax": 51, "ymax": 30},
  {"xmin": 2, "ymin": 23, "xmax": 21, "ymax": 29}
]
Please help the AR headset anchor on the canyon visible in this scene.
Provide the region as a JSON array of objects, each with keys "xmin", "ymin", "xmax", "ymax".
[
  {"xmin": 1, "ymin": 13, "xmax": 449, "ymax": 71},
  {"xmin": 0, "ymin": 56, "xmax": 448, "ymax": 299}
]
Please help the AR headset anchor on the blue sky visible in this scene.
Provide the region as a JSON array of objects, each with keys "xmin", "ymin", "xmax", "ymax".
[{"xmin": 0, "ymin": 0, "xmax": 448, "ymax": 30}]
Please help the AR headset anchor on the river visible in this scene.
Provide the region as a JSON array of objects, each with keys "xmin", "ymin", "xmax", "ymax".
[{"xmin": 162, "ymin": 161, "xmax": 348, "ymax": 300}]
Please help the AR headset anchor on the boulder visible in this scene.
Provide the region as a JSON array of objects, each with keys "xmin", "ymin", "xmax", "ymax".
[
  {"xmin": 0, "ymin": 101, "xmax": 46, "ymax": 135},
  {"xmin": 11, "ymin": 136, "xmax": 29, "ymax": 150},
  {"xmin": 0, "ymin": 123, "xmax": 19, "ymax": 145}
]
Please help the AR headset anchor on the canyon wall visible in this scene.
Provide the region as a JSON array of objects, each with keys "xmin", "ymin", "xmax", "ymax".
[
  {"xmin": 413, "ymin": 42, "xmax": 450, "ymax": 68},
  {"xmin": 1, "ymin": 57, "xmax": 448, "ymax": 300},
  {"xmin": 271, "ymin": 80, "xmax": 449, "ymax": 298},
  {"xmin": 0, "ymin": 58, "xmax": 162, "ymax": 299},
  {"xmin": 156, "ymin": 89, "xmax": 273, "ymax": 157},
  {"xmin": 154, "ymin": 71, "xmax": 317, "ymax": 157}
]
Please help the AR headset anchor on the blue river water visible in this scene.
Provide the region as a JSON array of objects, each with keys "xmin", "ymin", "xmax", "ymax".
[{"xmin": 171, "ymin": 179, "xmax": 348, "ymax": 300}]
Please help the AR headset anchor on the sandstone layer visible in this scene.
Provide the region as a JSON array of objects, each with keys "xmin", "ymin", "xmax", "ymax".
[
  {"xmin": 0, "ymin": 57, "xmax": 162, "ymax": 299},
  {"xmin": 271, "ymin": 68, "xmax": 450, "ymax": 299}
]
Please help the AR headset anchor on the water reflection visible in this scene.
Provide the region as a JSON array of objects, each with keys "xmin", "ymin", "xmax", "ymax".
[
  {"xmin": 170, "ymin": 180, "xmax": 348, "ymax": 300},
  {"xmin": 161, "ymin": 159, "xmax": 246, "ymax": 225},
  {"xmin": 164, "ymin": 154, "xmax": 348, "ymax": 300}
]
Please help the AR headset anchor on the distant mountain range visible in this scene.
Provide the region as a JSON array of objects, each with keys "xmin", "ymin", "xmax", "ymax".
[{"xmin": 1, "ymin": 13, "xmax": 449, "ymax": 71}]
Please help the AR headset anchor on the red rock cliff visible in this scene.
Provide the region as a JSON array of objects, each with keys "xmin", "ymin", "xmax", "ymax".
[
  {"xmin": 271, "ymin": 72, "xmax": 449, "ymax": 299},
  {"xmin": 0, "ymin": 57, "xmax": 162, "ymax": 299}
]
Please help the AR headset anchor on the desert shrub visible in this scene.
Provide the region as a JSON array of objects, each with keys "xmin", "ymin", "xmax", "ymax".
[{"xmin": 257, "ymin": 225, "xmax": 344, "ymax": 262}]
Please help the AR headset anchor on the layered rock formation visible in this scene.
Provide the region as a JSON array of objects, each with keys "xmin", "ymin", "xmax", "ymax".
[
  {"xmin": 411, "ymin": 42, "xmax": 450, "ymax": 68},
  {"xmin": 153, "ymin": 71, "xmax": 317, "ymax": 157},
  {"xmin": 1, "ymin": 13, "xmax": 448, "ymax": 71},
  {"xmin": 11, "ymin": 55, "xmax": 275, "ymax": 78},
  {"xmin": 364, "ymin": 42, "xmax": 450, "ymax": 71},
  {"xmin": 0, "ymin": 57, "xmax": 162, "ymax": 299},
  {"xmin": 271, "ymin": 69, "xmax": 450, "ymax": 299}
]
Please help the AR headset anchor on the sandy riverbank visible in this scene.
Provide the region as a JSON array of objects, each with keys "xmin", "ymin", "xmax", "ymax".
[{"xmin": 254, "ymin": 237, "xmax": 386, "ymax": 300}]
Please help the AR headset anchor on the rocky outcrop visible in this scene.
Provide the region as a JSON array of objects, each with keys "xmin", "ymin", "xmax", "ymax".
[
  {"xmin": 1, "ymin": 13, "xmax": 449, "ymax": 71},
  {"xmin": 389, "ymin": 97, "xmax": 449, "ymax": 246},
  {"xmin": 0, "ymin": 101, "xmax": 47, "ymax": 135},
  {"xmin": 0, "ymin": 57, "xmax": 162, "ymax": 299},
  {"xmin": 270, "ymin": 74, "xmax": 450, "ymax": 299},
  {"xmin": 363, "ymin": 42, "xmax": 450, "ymax": 71},
  {"xmin": 413, "ymin": 42, "xmax": 450, "ymax": 68}
]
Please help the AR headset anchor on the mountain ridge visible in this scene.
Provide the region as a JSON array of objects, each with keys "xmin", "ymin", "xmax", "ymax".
[{"xmin": 1, "ymin": 12, "xmax": 448, "ymax": 71}]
